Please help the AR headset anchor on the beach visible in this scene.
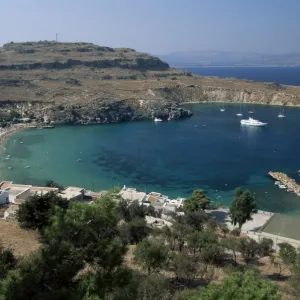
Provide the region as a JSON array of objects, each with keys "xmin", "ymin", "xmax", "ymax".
[{"xmin": 0, "ymin": 124, "xmax": 30, "ymax": 151}]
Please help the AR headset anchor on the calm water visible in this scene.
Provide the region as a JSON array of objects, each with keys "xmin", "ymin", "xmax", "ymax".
[
  {"xmin": 181, "ymin": 67, "xmax": 300, "ymax": 86},
  {"xmin": 2, "ymin": 103, "xmax": 300, "ymax": 215}
]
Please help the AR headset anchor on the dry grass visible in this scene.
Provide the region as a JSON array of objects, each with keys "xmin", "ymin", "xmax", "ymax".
[{"xmin": 0, "ymin": 219, "xmax": 39, "ymax": 257}]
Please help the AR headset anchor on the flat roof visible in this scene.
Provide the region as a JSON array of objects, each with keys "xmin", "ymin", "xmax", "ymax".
[
  {"xmin": 120, "ymin": 190, "xmax": 146, "ymax": 202},
  {"xmin": 6, "ymin": 186, "xmax": 30, "ymax": 196},
  {"xmin": 59, "ymin": 187, "xmax": 84, "ymax": 200},
  {"xmin": 260, "ymin": 213, "xmax": 300, "ymax": 241},
  {"xmin": 0, "ymin": 181, "xmax": 13, "ymax": 189},
  {"xmin": 64, "ymin": 186, "xmax": 84, "ymax": 193},
  {"xmin": 30, "ymin": 186, "xmax": 58, "ymax": 192}
]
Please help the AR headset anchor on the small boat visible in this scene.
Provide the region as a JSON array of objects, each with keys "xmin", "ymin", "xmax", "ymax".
[
  {"xmin": 279, "ymin": 184, "xmax": 287, "ymax": 189},
  {"xmin": 220, "ymin": 104, "xmax": 225, "ymax": 112},
  {"xmin": 154, "ymin": 118, "xmax": 162, "ymax": 122},
  {"xmin": 274, "ymin": 181, "xmax": 280, "ymax": 185},
  {"xmin": 29, "ymin": 125, "xmax": 37, "ymax": 128},
  {"xmin": 20, "ymin": 141, "xmax": 24, "ymax": 144},
  {"xmin": 24, "ymin": 166, "xmax": 31, "ymax": 169},
  {"xmin": 248, "ymin": 111, "xmax": 254, "ymax": 114},
  {"xmin": 236, "ymin": 103, "xmax": 243, "ymax": 116},
  {"xmin": 77, "ymin": 159, "xmax": 82, "ymax": 162},
  {"xmin": 240, "ymin": 117, "xmax": 267, "ymax": 127},
  {"xmin": 5, "ymin": 157, "xmax": 10, "ymax": 160},
  {"xmin": 8, "ymin": 166, "xmax": 12, "ymax": 170},
  {"xmin": 42, "ymin": 125, "xmax": 55, "ymax": 129},
  {"xmin": 278, "ymin": 108, "xmax": 285, "ymax": 118}
]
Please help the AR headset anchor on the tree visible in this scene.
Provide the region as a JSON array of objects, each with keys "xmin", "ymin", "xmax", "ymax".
[
  {"xmin": 116, "ymin": 199, "xmax": 145, "ymax": 222},
  {"xmin": 133, "ymin": 238, "xmax": 169, "ymax": 274},
  {"xmin": 184, "ymin": 210, "xmax": 209, "ymax": 231},
  {"xmin": 288, "ymin": 251, "xmax": 300, "ymax": 299},
  {"xmin": 136, "ymin": 274, "xmax": 172, "ymax": 300},
  {"xmin": 172, "ymin": 222, "xmax": 194, "ymax": 252},
  {"xmin": 258, "ymin": 238, "xmax": 273, "ymax": 257},
  {"xmin": 171, "ymin": 251, "xmax": 199, "ymax": 283},
  {"xmin": 42, "ymin": 200, "xmax": 126, "ymax": 270},
  {"xmin": 1, "ymin": 197, "xmax": 129, "ymax": 300},
  {"xmin": 229, "ymin": 188, "xmax": 257, "ymax": 229},
  {"xmin": 17, "ymin": 192, "xmax": 68, "ymax": 230},
  {"xmin": 119, "ymin": 218, "xmax": 149, "ymax": 244},
  {"xmin": 237, "ymin": 237, "xmax": 259, "ymax": 265},
  {"xmin": 187, "ymin": 230, "xmax": 225, "ymax": 265},
  {"xmin": 218, "ymin": 222, "xmax": 230, "ymax": 236},
  {"xmin": 222, "ymin": 237, "xmax": 239, "ymax": 266},
  {"xmin": 45, "ymin": 180, "xmax": 64, "ymax": 191},
  {"xmin": 183, "ymin": 190, "xmax": 210, "ymax": 212},
  {"xmin": 189, "ymin": 270, "xmax": 281, "ymax": 300},
  {"xmin": 279, "ymin": 242, "xmax": 297, "ymax": 265},
  {"xmin": 0, "ymin": 245, "xmax": 17, "ymax": 279},
  {"xmin": 270, "ymin": 243, "xmax": 297, "ymax": 280},
  {"xmin": 206, "ymin": 219, "xmax": 218, "ymax": 231}
]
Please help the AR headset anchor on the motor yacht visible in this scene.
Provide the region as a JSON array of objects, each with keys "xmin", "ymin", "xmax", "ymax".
[
  {"xmin": 240, "ymin": 117, "xmax": 267, "ymax": 127},
  {"xmin": 154, "ymin": 118, "xmax": 162, "ymax": 122}
]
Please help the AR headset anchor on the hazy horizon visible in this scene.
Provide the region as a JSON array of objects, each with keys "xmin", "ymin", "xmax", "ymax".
[{"xmin": 1, "ymin": 0, "xmax": 300, "ymax": 54}]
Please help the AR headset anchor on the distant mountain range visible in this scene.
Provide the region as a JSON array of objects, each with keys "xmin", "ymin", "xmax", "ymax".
[{"xmin": 158, "ymin": 51, "xmax": 300, "ymax": 67}]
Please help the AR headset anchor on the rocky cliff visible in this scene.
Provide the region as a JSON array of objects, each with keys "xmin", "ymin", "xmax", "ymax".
[{"xmin": 0, "ymin": 41, "xmax": 300, "ymax": 125}]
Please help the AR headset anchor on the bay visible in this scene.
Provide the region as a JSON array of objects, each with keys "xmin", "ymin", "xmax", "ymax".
[{"xmin": 1, "ymin": 103, "xmax": 300, "ymax": 215}]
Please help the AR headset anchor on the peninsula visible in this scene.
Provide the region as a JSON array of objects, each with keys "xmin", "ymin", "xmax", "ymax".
[{"xmin": 1, "ymin": 41, "xmax": 300, "ymax": 125}]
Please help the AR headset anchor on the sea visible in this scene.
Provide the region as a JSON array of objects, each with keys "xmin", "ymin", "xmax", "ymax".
[
  {"xmin": 180, "ymin": 66, "xmax": 300, "ymax": 86},
  {"xmin": 2, "ymin": 67, "xmax": 300, "ymax": 215}
]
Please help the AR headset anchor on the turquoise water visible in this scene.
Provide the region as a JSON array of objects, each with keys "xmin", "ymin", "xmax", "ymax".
[{"xmin": 2, "ymin": 103, "xmax": 300, "ymax": 215}]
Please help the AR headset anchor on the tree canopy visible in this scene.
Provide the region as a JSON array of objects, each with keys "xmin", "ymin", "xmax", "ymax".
[
  {"xmin": 17, "ymin": 191, "xmax": 69, "ymax": 230},
  {"xmin": 229, "ymin": 188, "xmax": 257, "ymax": 229},
  {"xmin": 134, "ymin": 238, "xmax": 169, "ymax": 274},
  {"xmin": 189, "ymin": 270, "xmax": 280, "ymax": 300},
  {"xmin": 184, "ymin": 190, "xmax": 211, "ymax": 212}
]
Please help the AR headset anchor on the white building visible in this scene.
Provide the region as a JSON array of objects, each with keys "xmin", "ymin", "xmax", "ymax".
[
  {"xmin": 59, "ymin": 186, "xmax": 85, "ymax": 201},
  {"xmin": 119, "ymin": 186, "xmax": 147, "ymax": 203},
  {"xmin": 0, "ymin": 189, "xmax": 9, "ymax": 205}
]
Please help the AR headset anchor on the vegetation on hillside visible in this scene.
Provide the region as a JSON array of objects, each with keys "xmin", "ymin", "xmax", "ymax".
[{"xmin": 2, "ymin": 187, "xmax": 300, "ymax": 299}]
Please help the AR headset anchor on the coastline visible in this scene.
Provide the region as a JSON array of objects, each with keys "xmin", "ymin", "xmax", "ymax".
[
  {"xmin": 0, "ymin": 124, "xmax": 30, "ymax": 152},
  {"xmin": 180, "ymin": 101, "xmax": 300, "ymax": 107}
]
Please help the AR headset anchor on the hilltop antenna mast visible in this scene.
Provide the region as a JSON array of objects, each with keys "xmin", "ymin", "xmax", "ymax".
[{"xmin": 56, "ymin": 33, "xmax": 58, "ymax": 42}]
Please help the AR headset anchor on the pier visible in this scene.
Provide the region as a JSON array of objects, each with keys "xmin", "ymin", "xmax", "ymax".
[{"xmin": 268, "ymin": 171, "xmax": 300, "ymax": 197}]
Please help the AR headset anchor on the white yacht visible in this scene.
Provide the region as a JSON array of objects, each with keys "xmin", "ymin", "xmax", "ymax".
[
  {"xmin": 154, "ymin": 118, "xmax": 162, "ymax": 122},
  {"xmin": 240, "ymin": 117, "xmax": 267, "ymax": 127}
]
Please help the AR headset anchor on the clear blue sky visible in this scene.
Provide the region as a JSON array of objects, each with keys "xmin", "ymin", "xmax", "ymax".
[{"xmin": 0, "ymin": 0, "xmax": 299, "ymax": 54}]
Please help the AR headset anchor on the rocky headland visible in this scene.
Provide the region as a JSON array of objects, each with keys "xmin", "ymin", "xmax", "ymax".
[{"xmin": 0, "ymin": 41, "xmax": 300, "ymax": 125}]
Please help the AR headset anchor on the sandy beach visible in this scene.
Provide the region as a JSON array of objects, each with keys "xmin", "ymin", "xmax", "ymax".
[{"xmin": 0, "ymin": 124, "xmax": 31, "ymax": 151}]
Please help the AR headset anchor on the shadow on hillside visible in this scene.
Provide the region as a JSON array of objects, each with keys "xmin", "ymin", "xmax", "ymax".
[
  {"xmin": 209, "ymin": 210, "xmax": 228, "ymax": 223},
  {"xmin": 267, "ymin": 273, "xmax": 290, "ymax": 282}
]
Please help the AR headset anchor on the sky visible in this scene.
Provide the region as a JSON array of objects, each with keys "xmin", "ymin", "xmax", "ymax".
[{"xmin": 0, "ymin": 0, "xmax": 299, "ymax": 54}]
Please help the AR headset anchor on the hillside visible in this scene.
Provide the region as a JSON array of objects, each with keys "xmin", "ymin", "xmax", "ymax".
[
  {"xmin": 0, "ymin": 41, "xmax": 300, "ymax": 125},
  {"xmin": 159, "ymin": 50, "xmax": 300, "ymax": 67}
]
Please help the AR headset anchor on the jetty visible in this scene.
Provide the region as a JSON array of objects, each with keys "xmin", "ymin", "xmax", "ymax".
[{"xmin": 268, "ymin": 171, "xmax": 300, "ymax": 197}]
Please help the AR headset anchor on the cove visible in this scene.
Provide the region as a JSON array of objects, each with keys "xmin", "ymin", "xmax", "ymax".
[{"xmin": 1, "ymin": 103, "xmax": 300, "ymax": 215}]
